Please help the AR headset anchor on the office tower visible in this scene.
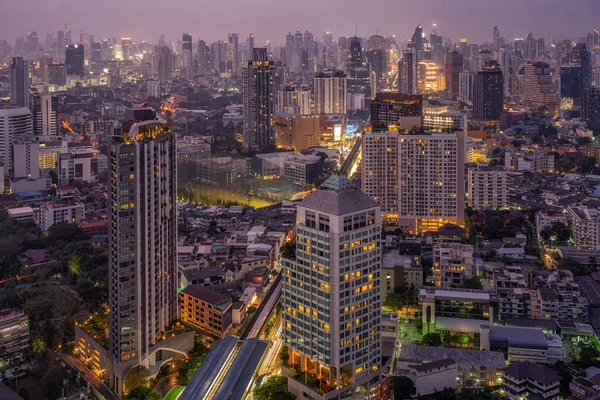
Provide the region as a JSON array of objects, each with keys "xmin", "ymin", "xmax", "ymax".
[
  {"xmin": 91, "ymin": 42, "xmax": 102, "ymax": 62},
  {"xmin": 156, "ymin": 45, "xmax": 172, "ymax": 81},
  {"xmin": 458, "ymin": 71, "xmax": 476, "ymax": 102},
  {"xmin": 10, "ymin": 57, "xmax": 29, "ymax": 107},
  {"xmin": 46, "ymin": 64, "xmax": 66, "ymax": 86},
  {"xmin": 10, "ymin": 137, "xmax": 40, "ymax": 180},
  {"xmin": 274, "ymin": 114, "xmax": 320, "ymax": 152},
  {"xmin": 493, "ymin": 26, "xmax": 501, "ymax": 50},
  {"xmin": 293, "ymin": 31, "xmax": 303, "ymax": 73},
  {"xmin": 583, "ymin": 88, "xmax": 600, "ymax": 132},
  {"xmin": 302, "ymin": 31, "xmax": 314, "ymax": 72},
  {"xmin": 323, "ymin": 30, "xmax": 333, "ymax": 47},
  {"xmin": 108, "ymin": 114, "xmax": 178, "ymax": 394},
  {"xmin": 367, "ymin": 49, "xmax": 385, "ymax": 92},
  {"xmin": 398, "ymin": 50, "xmax": 417, "ymax": 95},
  {"xmin": 277, "ymin": 84, "xmax": 311, "ymax": 115},
  {"xmin": 114, "ymin": 44, "xmax": 123, "ymax": 60},
  {"xmin": 35, "ymin": 94, "xmax": 59, "ymax": 136},
  {"xmin": 523, "ymin": 62, "xmax": 558, "ymax": 107},
  {"xmin": 26, "ymin": 32, "xmax": 38, "ymax": 53},
  {"xmin": 362, "ymin": 130, "xmax": 465, "ymax": 233},
  {"xmin": 56, "ymin": 31, "xmax": 65, "ymax": 49},
  {"xmin": 65, "ymin": 44, "xmax": 84, "ymax": 75},
  {"xmin": 473, "ymin": 61, "xmax": 503, "ymax": 121},
  {"xmin": 228, "ymin": 33, "xmax": 239, "ymax": 74},
  {"xmin": 572, "ymin": 43, "xmax": 592, "ymax": 94},
  {"xmin": 247, "ymin": 33, "xmax": 255, "ymax": 53},
  {"xmin": 409, "ymin": 24, "xmax": 424, "ymax": 65},
  {"xmin": 121, "ymin": 38, "xmax": 132, "ymax": 60},
  {"xmin": 285, "ymin": 32, "xmax": 294, "ymax": 68},
  {"xmin": 314, "ymin": 69, "xmax": 347, "ymax": 115},
  {"xmin": 44, "ymin": 33, "xmax": 53, "ymax": 51},
  {"xmin": 444, "ymin": 52, "xmax": 464, "ymax": 99},
  {"xmin": 242, "ymin": 48, "xmax": 276, "ymax": 151},
  {"xmin": 370, "ymin": 93, "xmax": 422, "ymax": 130},
  {"xmin": 282, "ymin": 174, "xmax": 382, "ymax": 399},
  {"xmin": 182, "ymin": 33, "xmax": 193, "ymax": 80},
  {"xmin": 0, "ymin": 108, "xmax": 33, "ymax": 174},
  {"xmin": 497, "ymin": 48, "xmax": 511, "ymax": 97},
  {"xmin": 64, "ymin": 23, "xmax": 72, "ymax": 45},
  {"xmin": 524, "ymin": 32, "xmax": 534, "ymax": 60},
  {"xmin": 347, "ymin": 36, "xmax": 371, "ymax": 99},
  {"xmin": 196, "ymin": 40, "xmax": 209, "ymax": 74},
  {"xmin": 561, "ymin": 65, "xmax": 583, "ymax": 101}
]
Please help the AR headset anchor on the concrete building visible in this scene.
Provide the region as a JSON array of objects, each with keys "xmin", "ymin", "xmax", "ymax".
[
  {"xmin": 481, "ymin": 325, "xmax": 563, "ymax": 364},
  {"xmin": 535, "ymin": 211, "xmax": 567, "ymax": 239},
  {"xmin": 362, "ymin": 130, "xmax": 465, "ymax": 233},
  {"xmin": 10, "ymin": 57, "xmax": 29, "ymax": 108},
  {"xmin": 473, "ymin": 61, "xmax": 503, "ymax": 122},
  {"xmin": 523, "ymin": 63, "xmax": 559, "ymax": 108},
  {"xmin": 57, "ymin": 147, "xmax": 100, "ymax": 185},
  {"xmin": 382, "ymin": 248, "xmax": 422, "ymax": 302},
  {"xmin": 458, "ymin": 71, "xmax": 476, "ymax": 103},
  {"xmin": 397, "ymin": 359, "xmax": 457, "ymax": 397},
  {"xmin": 108, "ymin": 116, "xmax": 186, "ymax": 394},
  {"xmin": 242, "ymin": 48, "xmax": 276, "ymax": 151},
  {"xmin": 179, "ymin": 285, "xmax": 232, "ymax": 338},
  {"xmin": 282, "ymin": 175, "xmax": 381, "ymax": 400},
  {"xmin": 505, "ymin": 150, "xmax": 554, "ymax": 173},
  {"xmin": 433, "ymin": 243, "xmax": 476, "ymax": 287},
  {"xmin": 0, "ymin": 108, "xmax": 33, "ymax": 175},
  {"xmin": 275, "ymin": 113, "xmax": 321, "ymax": 152},
  {"xmin": 467, "ymin": 164, "xmax": 509, "ymax": 210},
  {"xmin": 501, "ymin": 361, "xmax": 561, "ymax": 400},
  {"xmin": 0, "ymin": 309, "xmax": 29, "ymax": 369},
  {"xmin": 370, "ymin": 93, "xmax": 423, "ymax": 131},
  {"xmin": 39, "ymin": 200, "xmax": 85, "ymax": 232},
  {"xmin": 277, "ymin": 84, "xmax": 311, "ymax": 115},
  {"xmin": 567, "ymin": 205, "xmax": 600, "ymax": 250},
  {"xmin": 420, "ymin": 287, "xmax": 498, "ymax": 336},
  {"xmin": 422, "ymin": 106, "xmax": 467, "ymax": 132},
  {"xmin": 314, "ymin": 69, "xmax": 347, "ymax": 115},
  {"xmin": 282, "ymin": 154, "xmax": 322, "ymax": 186}
]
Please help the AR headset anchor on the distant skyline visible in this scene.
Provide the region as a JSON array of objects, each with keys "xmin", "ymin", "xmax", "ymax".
[{"xmin": 3, "ymin": 0, "xmax": 599, "ymax": 46}]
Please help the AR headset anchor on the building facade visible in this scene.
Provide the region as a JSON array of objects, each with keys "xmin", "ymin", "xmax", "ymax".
[
  {"xmin": 467, "ymin": 164, "xmax": 509, "ymax": 210},
  {"xmin": 314, "ymin": 69, "xmax": 347, "ymax": 115}
]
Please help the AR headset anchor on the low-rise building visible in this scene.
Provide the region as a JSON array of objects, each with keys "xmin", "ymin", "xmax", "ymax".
[
  {"xmin": 501, "ymin": 361, "xmax": 561, "ymax": 400},
  {"xmin": 433, "ymin": 243, "xmax": 475, "ymax": 287},
  {"xmin": 399, "ymin": 343, "xmax": 505, "ymax": 390},
  {"xmin": 505, "ymin": 150, "xmax": 554, "ymax": 173},
  {"xmin": 381, "ymin": 249, "xmax": 422, "ymax": 302},
  {"xmin": 39, "ymin": 201, "xmax": 85, "ymax": 232},
  {"xmin": 6, "ymin": 207, "xmax": 34, "ymax": 221},
  {"xmin": 396, "ymin": 359, "xmax": 457, "ymax": 397},
  {"xmin": 0, "ymin": 309, "xmax": 29, "ymax": 369},
  {"xmin": 179, "ymin": 285, "xmax": 233, "ymax": 338},
  {"xmin": 536, "ymin": 210, "xmax": 567, "ymax": 239},
  {"xmin": 282, "ymin": 154, "xmax": 322, "ymax": 186},
  {"xmin": 481, "ymin": 325, "xmax": 563, "ymax": 364}
]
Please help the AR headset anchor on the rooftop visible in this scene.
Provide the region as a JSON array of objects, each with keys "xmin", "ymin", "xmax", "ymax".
[
  {"xmin": 502, "ymin": 361, "xmax": 561, "ymax": 386},
  {"xmin": 400, "ymin": 343, "xmax": 505, "ymax": 369},
  {"xmin": 181, "ymin": 285, "xmax": 232, "ymax": 309}
]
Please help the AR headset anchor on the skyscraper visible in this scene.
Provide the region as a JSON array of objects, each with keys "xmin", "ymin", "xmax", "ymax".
[
  {"xmin": 473, "ymin": 61, "xmax": 503, "ymax": 121},
  {"xmin": 282, "ymin": 174, "xmax": 382, "ymax": 399},
  {"xmin": 409, "ymin": 24, "xmax": 424, "ymax": 65},
  {"xmin": 156, "ymin": 45, "xmax": 172, "ymax": 81},
  {"xmin": 444, "ymin": 52, "xmax": 464, "ymax": 99},
  {"xmin": 561, "ymin": 65, "xmax": 583, "ymax": 101},
  {"xmin": 523, "ymin": 62, "xmax": 558, "ymax": 108},
  {"xmin": 38, "ymin": 94, "xmax": 59, "ymax": 136},
  {"xmin": 10, "ymin": 57, "xmax": 29, "ymax": 107},
  {"xmin": 583, "ymin": 88, "xmax": 600, "ymax": 132},
  {"xmin": 458, "ymin": 70, "xmax": 477, "ymax": 103},
  {"xmin": 347, "ymin": 36, "xmax": 371, "ymax": 99},
  {"xmin": 91, "ymin": 42, "xmax": 102, "ymax": 62},
  {"xmin": 285, "ymin": 32, "xmax": 294, "ymax": 69},
  {"xmin": 242, "ymin": 48, "xmax": 276, "ymax": 151},
  {"xmin": 228, "ymin": 33, "xmax": 239, "ymax": 74},
  {"xmin": 108, "ymin": 112, "xmax": 178, "ymax": 394},
  {"xmin": 313, "ymin": 69, "xmax": 347, "ymax": 115},
  {"xmin": 398, "ymin": 50, "xmax": 417, "ymax": 95},
  {"xmin": 182, "ymin": 33, "xmax": 193, "ymax": 80},
  {"xmin": 121, "ymin": 38, "xmax": 132, "ymax": 60},
  {"xmin": 277, "ymin": 84, "xmax": 311, "ymax": 115},
  {"xmin": 65, "ymin": 44, "xmax": 84, "ymax": 76},
  {"xmin": 64, "ymin": 23, "xmax": 72, "ymax": 45}
]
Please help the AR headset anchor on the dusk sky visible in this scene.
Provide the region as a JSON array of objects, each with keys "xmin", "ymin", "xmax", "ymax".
[{"xmin": 3, "ymin": 0, "xmax": 599, "ymax": 45}]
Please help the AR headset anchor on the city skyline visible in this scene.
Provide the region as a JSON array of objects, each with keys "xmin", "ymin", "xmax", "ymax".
[{"xmin": 2, "ymin": 0, "xmax": 600, "ymax": 45}]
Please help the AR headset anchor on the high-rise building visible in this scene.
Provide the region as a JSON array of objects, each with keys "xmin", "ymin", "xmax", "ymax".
[
  {"xmin": 275, "ymin": 114, "xmax": 321, "ymax": 152},
  {"xmin": 64, "ymin": 23, "xmax": 72, "ymax": 45},
  {"xmin": 10, "ymin": 136, "xmax": 40, "ymax": 180},
  {"xmin": 347, "ymin": 36, "xmax": 371, "ymax": 99},
  {"xmin": 242, "ymin": 48, "xmax": 276, "ymax": 151},
  {"xmin": 561, "ymin": 65, "xmax": 583, "ymax": 102},
  {"xmin": 0, "ymin": 108, "xmax": 33, "ymax": 172},
  {"xmin": 31, "ymin": 92, "xmax": 59, "ymax": 136},
  {"xmin": 467, "ymin": 164, "xmax": 509, "ymax": 210},
  {"xmin": 228, "ymin": 33, "xmax": 239, "ymax": 74},
  {"xmin": 108, "ymin": 113, "xmax": 178, "ymax": 394},
  {"xmin": 458, "ymin": 70, "xmax": 477, "ymax": 103},
  {"xmin": 583, "ymin": 88, "xmax": 600, "ymax": 132},
  {"xmin": 370, "ymin": 93, "xmax": 422, "ymax": 130},
  {"xmin": 572, "ymin": 43, "xmax": 592, "ymax": 96},
  {"xmin": 398, "ymin": 50, "xmax": 417, "ymax": 95},
  {"xmin": 156, "ymin": 45, "xmax": 172, "ymax": 81},
  {"xmin": 65, "ymin": 44, "xmax": 84, "ymax": 76},
  {"xmin": 10, "ymin": 57, "xmax": 29, "ymax": 108},
  {"xmin": 444, "ymin": 52, "xmax": 464, "ymax": 99},
  {"xmin": 91, "ymin": 42, "xmax": 102, "ymax": 62},
  {"xmin": 314, "ymin": 69, "xmax": 347, "ymax": 115},
  {"xmin": 46, "ymin": 64, "xmax": 66, "ymax": 86},
  {"xmin": 362, "ymin": 130, "xmax": 465, "ymax": 233},
  {"xmin": 282, "ymin": 174, "xmax": 382, "ymax": 399},
  {"xmin": 409, "ymin": 24, "xmax": 424, "ymax": 65},
  {"xmin": 473, "ymin": 61, "xmax": 503, "ymax": 121},
  {"xmin": 196, "ymin": 40, "xmax": 209, "ymax": 74},
  {"xmin": 121, "ymin": 38, "xmax": 132, "ymax": 60},
  {"xmin": 277, "ymin": 84, "xmax": 311, "ymax": 115},
  {"xmin": 285, "ymin": 32, "xmax": 294, "ymax": 69},
  {"xmin": 182, "ymin": 33, "xmax": 193, "ymax": 80},
  {"xmin": 523, "ymin": 62, "xmax": 558, "ymax": 107}
]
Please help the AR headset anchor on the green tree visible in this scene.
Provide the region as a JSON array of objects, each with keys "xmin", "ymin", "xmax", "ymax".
[
  {"xmin": 123, "ymin": 365, "xmax": 150, "ymax": 392},
  {"xmin": 389, "ymin": 376, "xmax": 416, "ymax": 399},
  {"xmin": 123, "ymin": 387, "xmax": 161, "ymax": 400},
  {"xmin": 252, "ymin": 375, "xmax": 295, "ymax": 400},
  {"xmin": 459, "ymin": 277, "xmax": 483, "ymax": 290},
  {"xmin": 47, "ymin": 223, "xmax": 89, "ymax": 246},
  {"xmin": 422, "ymin": 332, "xmax": 442, "ymax": 347}
]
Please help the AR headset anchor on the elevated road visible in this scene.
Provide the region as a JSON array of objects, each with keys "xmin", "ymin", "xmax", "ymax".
[{"xmin": 339, "ymin": 136, "xmax": 362, "ymax": 177}]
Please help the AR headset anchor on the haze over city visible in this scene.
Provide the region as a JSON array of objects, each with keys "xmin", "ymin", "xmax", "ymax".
[{"xmin": 3, "ymin": 0, "xmax": 600, "ymax": 43}]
